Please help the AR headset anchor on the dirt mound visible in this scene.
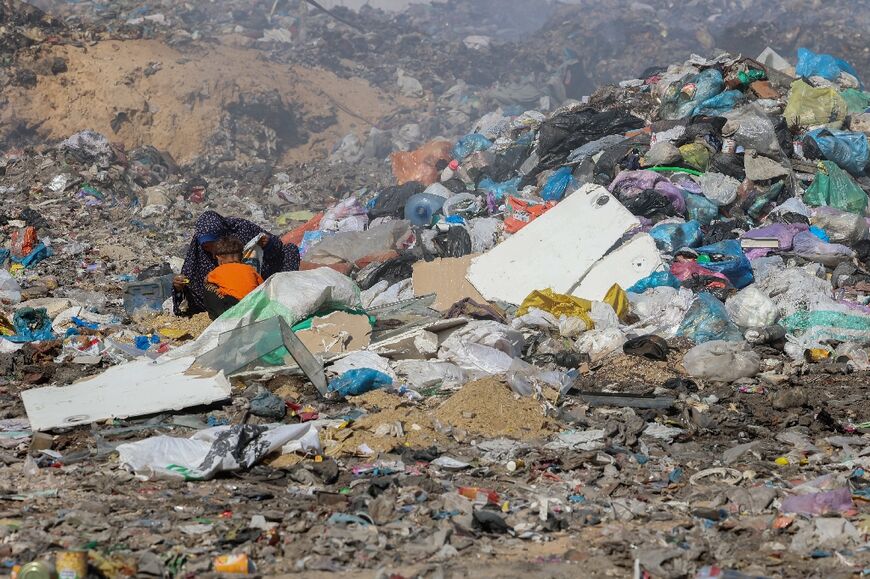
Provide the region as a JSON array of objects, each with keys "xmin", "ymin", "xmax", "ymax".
[{"xmin": 1, "ymin": 39, "xmax": 402, "ymax": 166}]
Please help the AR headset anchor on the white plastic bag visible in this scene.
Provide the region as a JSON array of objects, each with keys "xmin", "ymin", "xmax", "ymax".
[
  {"xmin": 683, "ymin": 340, "xmax": 760, "ymax": 382},
  {"xmin": 393, "ymin": 360, "xmax": 466, "ymax": 391},
  {"xmin": 0, "ymin": 270, "xmax": 21, "ymax": 305},
  {"xmin": 574, "ymin": 328, "xmax": 625, "ymax": 362},
  {"xmin": 725, "ymin": 287, "xmax": 780, "ymax": 329}
]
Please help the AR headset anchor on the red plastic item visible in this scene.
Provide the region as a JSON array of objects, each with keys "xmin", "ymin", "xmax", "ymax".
[{"xmin": 281, "ymin": 212, "xmax": 323, "ymax": 247}]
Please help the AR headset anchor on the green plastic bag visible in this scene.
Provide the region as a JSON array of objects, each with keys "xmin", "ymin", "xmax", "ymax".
[
  {"xmin": 784, "ymin": 80, "xmax": 847, "ymax": 129},
  {"xmin": 804, "ymin": 161, "xmax": 868, "ymax": 215},
  {"xmin": 679, "ymin": 142, "xmax": 711, "ymax": 171},
  {"xmin": 841, "ymin": 89, "xmax": 870, "ymax": 114}
]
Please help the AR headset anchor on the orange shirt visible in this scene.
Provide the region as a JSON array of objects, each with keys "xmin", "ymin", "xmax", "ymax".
[{"xmin": 205, "ymin": 263, "xmax": 263, "ymax": 301}]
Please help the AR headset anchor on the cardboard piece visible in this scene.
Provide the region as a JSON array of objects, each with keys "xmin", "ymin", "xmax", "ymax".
[
  {"xmin": 570, "ymin": 234, "xmax": 662, "ymax": 301},
  {"xmin": 296, "ymin": 311, "xmax": 371, "ymax": 355},
  {"xmin": 467, "ymin": 184, "xmax": 640, "ymax": 305},
  {"xmin": 21, "ymin": 356, "xmax": 232, "ymax": 432},
  {"xmin": 412, "ymin": 255, "xmax": 485, "ymax": 311}
]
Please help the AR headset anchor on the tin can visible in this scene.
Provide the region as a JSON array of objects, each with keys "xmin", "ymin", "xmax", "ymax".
[
  {"xmin": 721, "ymin": 138, "xmax": 736, "ymax": 154},
  {"xmin": 213, "ymin": 554, "xmax": 251, "ymax": 575},
  {"xmin": 55, "ymin": 550, "xmax": 87, "ymax": 579},
  {"xmin": 14, "ymin": 561, "xmax": 56, "ymax": 579}
]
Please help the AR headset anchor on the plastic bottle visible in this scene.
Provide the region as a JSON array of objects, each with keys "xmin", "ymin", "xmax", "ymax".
[
  {"xmin": 745, "ymin": 324, "xmax": 786, "ymax": 344},
  {"xmin": 404, "ymin": 193, "xmax": 445, "ymax": 227}
]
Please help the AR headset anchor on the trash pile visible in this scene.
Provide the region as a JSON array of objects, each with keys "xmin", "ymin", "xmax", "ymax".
[{"xmin": 2, "ymin": 0, "xmax": 870, "ymax": 575}]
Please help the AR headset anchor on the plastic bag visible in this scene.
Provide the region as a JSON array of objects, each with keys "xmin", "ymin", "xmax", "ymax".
[
  {"xmin": 741, "ymin": 223, "xmax": 808, "ymax": 251},
  {"xmin": 725, "ymin": 287, "xmax": 780, "ymax": 329},
  {"xmin": 627, "ymin": 271, "xmax": 681, "ymax": 293},
  {"xmin": 695, "ymin": 240, "xmax": 754, "ymax": 289},
  {"xmin": 117, "ymin": 424, "xmax": 321, "ymax": 481},
  {"xmin": 682, "ymin": 340, "xmax": 760, "ymax": 382},
  {"xmin": 803, "ymin": 161, "xmax": 868, "ymax": 215},
  {"xmin": 506, "ymin": 358, "xmax": 572, "ymax": 397},
  {"xmin": 5, "ymin": 308, "xmax": 54, "ymax": 343},
  {"xmin": 320, "ymin": 197, "xmax": 369, "ymax": 232},
  {"xmin": 722, "ymin": 103, "xmax": 782, "ymax": 157},
  {"xmin": 328, "ymin": 368, "xmax": 393, "ymax": 397},
  {"xmin": 678, "ymin": 293, "xmax": 743, "ymax": 343},
  {"xmin": 393, "ymin": 360, "xmax": 466, "ymax": 391},
  {"xmin": 811, "ymin": 206, "xmax": 869, "ymax": 245},
  {"xmin": 795, "ymin": 48, "xmax": 861, "ymax": 84},
  {"xmin": 368, "ymin": 182, "xmax": 425, "ymax": 220},
  {"xmin": 391, "ymin": 140, "xmax": 452, "ymax": 186},
  {"xmin": 478, "ymin": 177, "xmax": 521, "ymax": 201},
  {"xmin": 684, "ymin": 193, "xmax": 720, "ymax": 225},
  {"xmin": 841, "ymin": 89, "xmax": 870, "ymax": 113},
  {"xmin": 627, "ymin": 286, "xmax": 694, "ymax": 338},
  {"xmin": 803, "ymin": 128, "xmax": 869, "ymax": 176},
  {"xmin": 536, "ymin": 103, "xmax": 644, "ymax": 167},
  {"xmin": 783, "ymin": 80, "xmax": 848, "ymax": 129},
  {"xmin": 792, "ymin": 230, "xmax": 855, "ymax": 266},
  {"xmin": 698, "ymin": 172, "xmax": 740, "ymax": 206},
  {"xmin": 540, "ymin": 167, "xmax": 574, "ymax": 202},
  {"xmin": 649, "ymin": 221, "xmax": 702, "ymax": 253},
  {"xmin": 0, "ymin": 270, "xmax": 21, "ymax": 305},
  {"xmin": 693, "ymin": 89, "xmax": 744, "ymax": 116},
  {"xmin": 452, "ymin": 133, "xmax": 492, "ymax": 160},
  {"xmin": 503, "ymin": 196, "xmax": 556, "ymax": 234},
  {"xmin": 679, "ymin": 143, "xmax": 711, "ymax": 171},
  {"xmin": 660, "ymin": 69, "xmax": 725, "ymax": 120},
  {"xmin": 574, "ymin": 328, "xmax": 626, "ymax": 362}
]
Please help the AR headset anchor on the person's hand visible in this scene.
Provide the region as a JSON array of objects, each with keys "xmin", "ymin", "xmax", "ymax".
[{"xmin": 172, "ymin": 275, "xmax": 189, "ymax": 290}]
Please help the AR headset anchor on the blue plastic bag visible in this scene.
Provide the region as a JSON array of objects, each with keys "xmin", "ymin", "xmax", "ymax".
[
  {"xmin": 328, "ymin": 368, "xmax": 393, "ymax": 397},
  {"xmin": 804, "ymin": 129, "xmax": 869, "ymax": 176},
  {"xmin": 695, "ymin": 240, "xmax": 754, "ymax": 289},
  {"xmin": 627, "ymin": 271, "xmax": 681, "ymax": 293},
  {"xmin": 684, "ymin": 193, "xmax": 720, "ymax": 225},
  {"xmin": 796, "ymin": 48, "xmax": 862, "ymax": 86},
  {"xmin": 661, "ymin": 69, "xmax": 724, "ymax": 119},
  {"xmin": 808, "ymin": 225, "xmax": 830, "ymax": 242},
  {"xmin": 693, "ymin": 90, "xmax": 744, "ymax": 116},
  {"xmin": 452, "ymin": 133, "xmax": 492, "ymax": 160},
  {"xmin": 677, "ymin": 293, "xmax": 743, "ymax": 343},
  {"xmin": 11, "ymin": 243, "xmax": 52, "ymax": 268},
  {"xmin": 649, "ymin": 221, "xmax": 703, "ymax": 253},
  {"xmin": 541, "ymin": 167, "xmax": 574, "ymax": 202},
  {"xmin": 5, "ymin": 307, "xmax": 53, "ymax": 343},
  {"xmin": 478, "ymin": 177, "xmax": 521, "ymax": 201}
]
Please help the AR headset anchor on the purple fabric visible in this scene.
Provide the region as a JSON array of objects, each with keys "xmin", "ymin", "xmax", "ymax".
[
  {"xmin": 741, "ymin": 223, "xmax": 809, "ymax": 251},
  {"xmin": 670, "ymin": 173, "xmax": 703, "ymax": 195}
]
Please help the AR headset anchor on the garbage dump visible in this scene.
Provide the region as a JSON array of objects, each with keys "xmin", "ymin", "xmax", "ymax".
[{"xmin": 1, "ymin": 0, "xmax": 870, "ymax": 577}]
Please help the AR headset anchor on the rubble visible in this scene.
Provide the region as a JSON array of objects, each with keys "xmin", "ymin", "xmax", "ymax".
[{"xmin": 1, "ymin": 0, "xmax": 870, "ymax": 577}]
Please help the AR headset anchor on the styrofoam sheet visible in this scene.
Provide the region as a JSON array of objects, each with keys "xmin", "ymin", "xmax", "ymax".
[
  {"xmin": 467, "ymin": 184, "xmax": 640, "ymax": 305},
  {"xmin": 571, "ymin": 234, "xmax": 663, "ymax": 301},
  {"xmin": 21, "ymin": 356, "xmax": 231, "ymax": 432}
]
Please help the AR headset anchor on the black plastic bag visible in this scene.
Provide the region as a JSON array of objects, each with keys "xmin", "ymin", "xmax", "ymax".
[{"xmin": 537, "ymin": 107, "xmax": 644, "ymax": 169}]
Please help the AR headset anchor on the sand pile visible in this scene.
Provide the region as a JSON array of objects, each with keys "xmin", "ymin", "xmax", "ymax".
[
  {"xmin": 324, "ymin": 378, "xmax": 555, "ymax": 456},
  {"xmin": 2, "ymin": 39, "xmax": 403, "ymax": 165}
]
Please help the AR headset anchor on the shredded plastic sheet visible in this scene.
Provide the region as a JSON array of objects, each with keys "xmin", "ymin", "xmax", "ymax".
[{"xmin": 117, "ymin": 423, "xmax": 322, "ymax": 480}]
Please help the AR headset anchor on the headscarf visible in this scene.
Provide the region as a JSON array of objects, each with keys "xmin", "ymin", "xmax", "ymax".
[{"xmin": 174, "ymin": 211, "xmax": 300, "ymax": 316}]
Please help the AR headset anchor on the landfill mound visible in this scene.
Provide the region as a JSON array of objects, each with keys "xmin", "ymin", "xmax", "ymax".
[{"xmin": 4, "ymin": 0, "xmax": 870, "ymax": 577}]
